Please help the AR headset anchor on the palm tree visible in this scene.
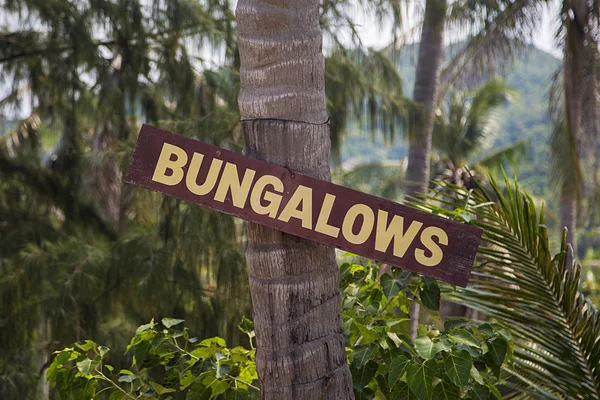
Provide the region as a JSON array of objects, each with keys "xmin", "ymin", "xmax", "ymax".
[
  {"xmin": 236, "ymin": 0, "xmax": 354, "ymax": 398},
  {"xmin": 418, "ymin": 176, "xmax": 600, "ymax": 399},
  {"xmin": 431, "ymin": 79, "xmax": 525, "ymax": 188},
  {"xmin": 550, "ymin": 0, "xmax": 600, "ymax": 259},
  {"xmin": 0, "ymin": 2, "xmax": 251, "ymax": 397},
  {"xmin": 405, "ymin": 0, "xmax": 551, "ymax": 337}
]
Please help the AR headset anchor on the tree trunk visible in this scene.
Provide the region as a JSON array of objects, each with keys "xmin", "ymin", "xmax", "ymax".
[
  {"xmin": 405, "ymin": 0, "xmax": 447, "ymax": 339},
  {"xmin": 560, "ymin": 0, "xmax": 588, "ymax": 260},
  {"xmin": 236, "ymin": 1, "xmax": 354, "ymax": 399}
]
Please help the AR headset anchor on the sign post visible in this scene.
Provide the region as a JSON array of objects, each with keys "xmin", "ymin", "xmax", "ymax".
[{"xmin": 125, "ymin": 124, "xmax": 482, "ymax": 287}]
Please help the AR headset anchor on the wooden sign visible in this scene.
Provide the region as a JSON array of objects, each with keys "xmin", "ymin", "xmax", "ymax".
[{"xmin": 125, "ymin": 124, "xmax": 482, "ymax": 287}]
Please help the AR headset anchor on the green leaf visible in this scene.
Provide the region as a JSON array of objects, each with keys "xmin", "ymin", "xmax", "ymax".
[
  {"xmin": 486, "ymin": 338, "xmax": 508, "ymax": 366},
  {"xmin": 98, "ymin": 346, "xmax": 110, "ymax": 359},
  {"xmin": 72, "ymin": 377, "xmax": 97, "ymax": 400},
  {"xmin": 187, "ymin": 382, "xmax": 212, "ymax": 400},
  {"xmin": 352, "ymin": 344, "xmax": 373, "ymax": 368},
  {"xmin": 135, "ymin": 320, "xmax": 155, "ymax": 335},
  {"xmin": 216, "ymin": 362, "xmax": 231, "ymax": 379},
  {"xmin": 180, "ymin": 370, "xmax": 194, "ymax": 390},
  {"xmin": 469, "ymin": 385, "xmax": 490, "ymax": 400},
  {"xmin": 392, "ymin": 382, "xmax": 415, "ymax": 400},
  {"xmin": 470, "ymin": 365, "xmax": 484, "ymax": 385},
  {"xmin": 387, "ymin": 355, "xmax": 410, "ymax": 387},
  {"xmin": 56, "ymin": 350, "xmax": 71, "ymax": 365},
  {"xmin": 210, "ymin": 380, "xmax": 230, "ymax": 398},
  {"xmin": 381, "ymin": 348, "xmax": 405, "ymax": 366},
  {"xmin": 224, "ymin": 388, "xmax": 249, "ymax": 400},
  {"xmin": 381, "ymin": 274, "xmax": 404, "ymax": 299},
  {"xmin": 75, "ymin": 340, "xmax": 97, "ymax": 352},
  {"xmin": 487, "ymin": 383, "xmax": 502, "ymax": 400},
  {"xmin": 118, "ymin": 372, "xmax": 138, "ymax": 383},
  {"xmin": 407, "ymin": 360, "xmax": 435, "ymax": 400},
  {"xmin": 76, "ymin": 359, "xmax": 95, "ymax": 375},
  {"xmin": 191, "ymin": 347, "xmax": 214, "ymax": 359},
  {"xmin": 443, "ymin": 319, "xmax": 469, "ymax": 332},
  {"xmin": 443, "ymin": 351, "xmax": 472, "ymax": 387},
  {"xmin": 351, "ymin": 360, "xmax": 378, "ymax": 391},
  {"xmin": 109, "ymin": 391, "xmax": 127, "ymax": 400},
  {"xmin": 356, "ymin": 387, "xmax": 376, "ymax": 400},
  {"xmin": 150, "ymin": 381, "xmax": 176, "ymax": 395},
  {"xmin": 238, "ymin": 318, "xmax": 254, "ymax": 336},
  {"xmin": 448, "ymin": 329, "xmax": 481, "ymax": 349},
  {"xmin": 414, "ymin": 335, "xmax": 450, "ymax": 360},
  {"xmin": 356, "ymin": 322, "xmax": 379, "ymax": 344},
  {"xmin": 420, "ymin": 282, "xmax": 440, "ymax": 311},
  {"xmin": 199, "ymin": 337, "xmax": 226, "ymax": 347},
  {"xmin": 476, "ymin": 323, "xmax": 494, "ymax": 337},
  {"xmin": 432, "ymin": 379, "xmax": 459, "ymax": 400},
  {"xmin": 162, "ymin": 318, "xmax": 185, "ymax": 329},
  {"xmin": 238, "ymin": 363, "xmax": 258, "ymax": 386}
]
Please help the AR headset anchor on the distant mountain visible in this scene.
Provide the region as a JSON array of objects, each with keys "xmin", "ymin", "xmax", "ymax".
[{"xmin": 338, "ymin": 44, "xmax": 561, "ymax": 200}]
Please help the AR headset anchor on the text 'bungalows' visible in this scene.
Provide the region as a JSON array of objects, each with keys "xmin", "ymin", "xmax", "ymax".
[{"xmin": 125, "ymin": 124, "xmax": 482, "ymax": 287}]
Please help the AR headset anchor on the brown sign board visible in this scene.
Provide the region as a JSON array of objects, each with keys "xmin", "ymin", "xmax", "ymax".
[{"xmin": 124, "ymin": 124, "xmax": 482, "ymax": 287}]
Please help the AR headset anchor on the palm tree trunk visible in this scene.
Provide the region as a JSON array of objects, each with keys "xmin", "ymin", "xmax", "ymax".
[
  {"xmin": 560, "ymin": 0, "xmax": 588, "ymax": 259},
  {"xmin": 236, "ymin": 1, "xmax": 354, "ymax": 399},
  {"xmin": 405, "ymin": 0, "xmax": 447, "ymax": 339}
]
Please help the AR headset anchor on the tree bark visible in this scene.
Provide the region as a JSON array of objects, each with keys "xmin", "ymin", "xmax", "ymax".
[
  {"xmin": 405, "ymin": 0, "xmax": 447, "ymax": 339},
  {"xmin": 560, "ymin": 0, "xmax": 588, "ymax": 259},
  {"xmin": 236, "ymin": 1, "xmax": 354, "ymax": 399}
]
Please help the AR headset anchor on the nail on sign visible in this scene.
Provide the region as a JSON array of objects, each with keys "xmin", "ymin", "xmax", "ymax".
[{"xmin": 124, "ymin": 124, "xmax": 482, "ymax": 287}]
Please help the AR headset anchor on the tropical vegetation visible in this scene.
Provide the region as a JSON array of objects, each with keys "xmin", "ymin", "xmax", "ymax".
[{"xmin": 1, "ymin": 0, "xmax": 600, "ymax": 399}]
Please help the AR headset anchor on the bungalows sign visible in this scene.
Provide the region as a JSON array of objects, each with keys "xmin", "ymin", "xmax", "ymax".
[{"xmin": 125, "ymin": 125, "xmax": 482, "ymax": 287}]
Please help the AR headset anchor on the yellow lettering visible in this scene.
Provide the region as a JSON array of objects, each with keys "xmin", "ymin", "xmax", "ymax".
[
  {"xmin": 214, "ymin": 162, "xmax": 256, "ymax": 208},
  {"xmin": 415, "ymin": 227, "xmax": 448, "ymax": 267},
  {"xmin": 315, "ymin": 194, "xmax": 340, "ymax": 238},
  {"xmin": 342, "ymin": 204, "xmax": 374, "ymax": 245},
  {"xmin": 152, "ymin": 143, "xmax": 188, "ymax": 186},
  {"xmin": 250, "ymin": 175, "xmax": 284, "ymax": 218},
  {"xmin": 277, "ymin": 185, "xmax": 313, "ymax": 229},
  {"xmin": 186, "ymin": 153, "xmax": 223, "ymax": 196},
  {"xmin": 375, "ymin": 210, "xmax": 423, "ymax": 258}
]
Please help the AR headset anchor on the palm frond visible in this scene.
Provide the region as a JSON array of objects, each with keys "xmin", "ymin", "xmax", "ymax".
[
  {"xmin": 415, "ymin": 175, "xmax": 600, "ymax": 399},
  {"xmin": 440, "ymin": 0, "xmax": 548, "ymax": 97},
  {"xmin": 326, "ymin": 47, "xmax": 408, "ymax": 162},
  {"xmin": 433, "ymin": 79, "xmax": 512, "ymax": 166},
  {"xmin": 333, "ymin": 159, "xmax": 405, "ymax": 200},
  {"xmin": 475, "ymin": 139, "xmax": 529, "ymax": 172}
]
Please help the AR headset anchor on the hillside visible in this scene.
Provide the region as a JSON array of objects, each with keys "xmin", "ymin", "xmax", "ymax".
[{"xmin": 338, "ymin": 44, "xmax": 561, "ymax": 201}]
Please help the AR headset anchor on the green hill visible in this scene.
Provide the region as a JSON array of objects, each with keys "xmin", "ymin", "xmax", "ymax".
[{"xmin": 338, "ymin": 43, "xmax": 561, "ymax": 201}]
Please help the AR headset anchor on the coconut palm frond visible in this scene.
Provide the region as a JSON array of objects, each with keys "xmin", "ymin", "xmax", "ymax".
[
  {"xmin": 441, "ymin": 0, "xmax": 548, "ymax": 97},
  {"xmin": 416, "ymin": 176, "xmax": 600, "ymax": 399},
  {"xmin": 475, "ymin": 139, "xmax": 529, "ymax": 171},
  {"xmin": 333, "ymin": 159, "xmax": 405, "ymax": 200},
  {"xmin": 326, "ymin": 48, "xmax": 408, "ymax": 162},
  {"xmin": 433, "ymin": 79, "xmax": 512, "ymax": 166}
]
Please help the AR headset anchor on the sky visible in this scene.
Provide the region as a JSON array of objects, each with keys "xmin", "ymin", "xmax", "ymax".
[
  {"xmin": 2, "ymin": 0, "xmax": 563, "ymax": 120},
  {"xmin": 355, "ymin": 0, "xmax": 562, "ymax": 57}
]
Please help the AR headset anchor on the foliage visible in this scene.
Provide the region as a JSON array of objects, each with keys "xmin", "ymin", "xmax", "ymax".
[
  {"xmin": 46, "ymin": 318, "xmax": 259, "ymax": 400},
  {"xmin": 431, "ymin": 79, "xmax": 527, "ymax": 189},
  {"xmin": 0, "ymin": 1, "xmax": 416, "ymax": 397},
  {"xmin": 340, "ymin": 258, "xmax": 512, "ymax": 400},
  {"xmin": 416, "ymin": 175, "xmax": 600, "ymax": 399},
  {"xmin": 47, "ymin": 257, "xmax": 514, "ymax": 400}
]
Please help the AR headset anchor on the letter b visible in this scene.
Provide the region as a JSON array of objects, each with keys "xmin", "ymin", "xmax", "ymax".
[{"xmin": 152, "ymin": 143, "xmax": 188, "ymax": 186}]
